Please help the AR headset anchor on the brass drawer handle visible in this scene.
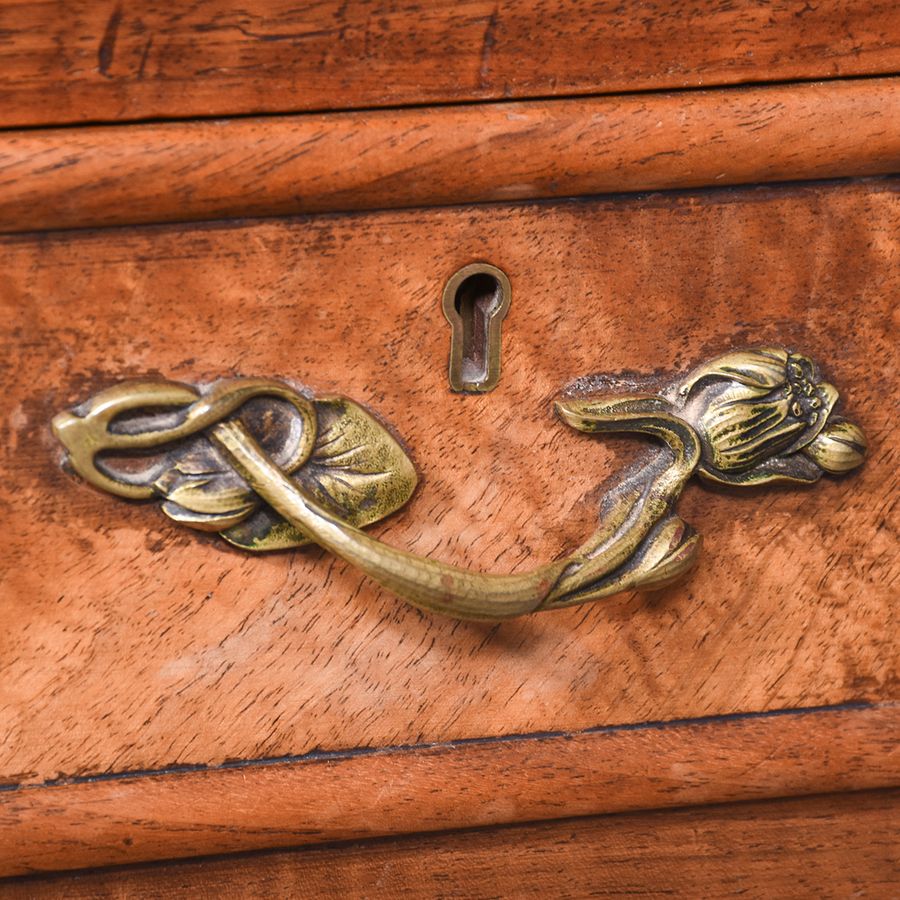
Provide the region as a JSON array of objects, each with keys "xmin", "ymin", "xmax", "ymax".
[{"xmin": 52, "ymin": 347, "xmax": 865, "ymax": 621}]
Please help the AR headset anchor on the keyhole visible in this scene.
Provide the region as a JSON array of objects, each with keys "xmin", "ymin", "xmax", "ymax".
[{"xmin": 442, "ymin": 263, "xmax": 511, "ymax": 392}]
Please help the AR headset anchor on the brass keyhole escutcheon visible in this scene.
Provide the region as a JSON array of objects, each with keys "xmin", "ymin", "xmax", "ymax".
[{"xmin": 442, "ymin": 262, "xmax": 511, "ymax": 392}]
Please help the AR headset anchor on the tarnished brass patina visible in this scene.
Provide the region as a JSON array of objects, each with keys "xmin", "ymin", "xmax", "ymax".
[
  {"xmin": 52, "ymin": 347, "xmax": 866, "ymax": 621},
  {"xmin": 52, "ymin": 379, "xmax": 417, "ymax": 551}
]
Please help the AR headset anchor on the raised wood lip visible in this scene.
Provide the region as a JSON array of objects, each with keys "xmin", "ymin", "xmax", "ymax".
[
  {"xmin": 4, "ymin": 788, "xmax": 897, "ymax": 894},
  {"xmin": 0, "ymin": 700, "xmax": 876, "ymax": 793},
  {"xmin": 0, "ymin": 700, "xmax": 872, "ymax": 794},
  {"xmin": 1, "ymin": 77, "xmax": 898, "ymax": 234},
  {"xmin": 2, "ymin": 702, "xmax": 897, "ymax": 877}
]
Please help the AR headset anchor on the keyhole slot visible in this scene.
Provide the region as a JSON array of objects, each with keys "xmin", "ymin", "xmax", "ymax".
[{"xmin": 442, "ymin": 263, "xmax": 511, "ymax": 392}]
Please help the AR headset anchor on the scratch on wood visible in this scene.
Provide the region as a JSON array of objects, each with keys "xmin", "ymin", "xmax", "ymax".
[
  {"xmin": 137, "ymin": 35, "xmax": 154, "ymax": 79},
  {"xmin": 98, "ymin": 3, "xmax": 123, "ymax": 77},
  {"xmin": 479, "ymin": 8, "xmax": 499, "ymax": 89}
]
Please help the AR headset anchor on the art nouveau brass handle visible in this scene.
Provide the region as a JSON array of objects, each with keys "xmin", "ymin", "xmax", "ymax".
[{"xmin": 52, "ymin": 347, "xmax": 866, "ymax": 621}]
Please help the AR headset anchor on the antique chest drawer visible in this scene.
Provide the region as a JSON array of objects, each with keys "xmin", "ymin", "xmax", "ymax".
[{"xmin": 0, "ymin": 2, "xmax": 898, "ymax": 895}]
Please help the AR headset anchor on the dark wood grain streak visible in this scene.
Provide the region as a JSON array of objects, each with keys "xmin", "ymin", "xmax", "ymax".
[
  {"xmin": 2, "ymin": 78, "xmax": 898, "ymax": 233},
  {"xmin": 1, "ymin": 1, "xmax": 898, "ymax": 129},
  {"xmin": 0, "ymin": 706, "xmax": 897, "ymax": 877},
  {"xmin": 1, "ymin": 180, "xmax": 897, "ymax": 791},
  {"xmin": 2, "ymin": 791, "xmax": 896, "ymax": 899}
]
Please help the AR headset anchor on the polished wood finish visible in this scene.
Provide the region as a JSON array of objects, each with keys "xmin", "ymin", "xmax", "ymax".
[
  {"xmin": 3, "ymin": 78, "xmax": 899, "ymax": 233},
  {"xmin": 1, "ymin": 705, "xmax": 896, "ymax": 876},
  {"xmin": 0, "ymin": 179, "xmax": 896, "ymax": 800},
  {"xmin": 3, "ymin": 1, "xmax": 896, "ymax": 889},
  {"xmin": 2, "ymin": 176, "xmax": 897, "ymax": 877},
  {"xmin": 2, "ymin": 181, "xmax": 896, "ymax": 783},
  {"xmin": 3, "ymin": 791, "xmax": 896, "ymax": 898},
  {"xmin": 1, "ymin": 1, "xmax": 899, "ymax": 129}
]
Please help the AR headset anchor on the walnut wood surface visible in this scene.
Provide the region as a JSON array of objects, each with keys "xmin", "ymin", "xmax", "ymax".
[
  {"xmin": 3, "ymin": 791, "xmax": 896, "ymax": 899},
  {"xmin": 1, "ymin": 180, "xmax": 897, "ymax": 790},
  {"xmin": 1, "ymin": 1, "xmax": 898, "ymax": 129},
  {"xmin": 1, "ymin": 705, "xmax": 897, "ymax": 876},
  {"xmin": 3, "ymin": 78, "xmax": 899, "ymax": 233}
]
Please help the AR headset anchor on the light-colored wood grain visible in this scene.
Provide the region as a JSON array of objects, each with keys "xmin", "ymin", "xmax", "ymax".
[
  {"xmin": 0, "ymin": 705, "xmax": 897, "ymax": 876},
  {"xmin": 2, "ymin": 790, "xmax": 896, "ymax": 899},
  {"xmin": 0, "ymin": 180, "xmax": 896, "ymax": 790},
  {"xmin": 1, "ymin": 1, "xmax": 898, "ymax": 129},
  {"xmin": 3, "ymin": 78, "xmax": 899, "ymax": 233}
]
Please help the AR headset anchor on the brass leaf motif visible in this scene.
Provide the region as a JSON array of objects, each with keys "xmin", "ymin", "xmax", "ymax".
[{"xmin": 223, "ymin": 398, "xmax": 417, "ymax": 551}]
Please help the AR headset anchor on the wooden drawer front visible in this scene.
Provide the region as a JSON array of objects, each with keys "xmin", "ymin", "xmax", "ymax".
[
  {"xmin": 1, "ymin": 178, "xmax": 897, "ymax": 873},
  {"xmin": 2, "ymin": 1, "xmax": 898, "ymax": 128}
]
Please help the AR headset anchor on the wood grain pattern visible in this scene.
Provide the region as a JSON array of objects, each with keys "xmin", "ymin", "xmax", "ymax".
[
  {"xmin": 3, "ymin": 790, "xmax": 896, "ymax": 898},
  {"xmin": 1, "ymin": 1, "xmax": 899, "ymax": 129},
  {"xmin": 0, "ymin": 706, "xmax": 897, "ymax": 876},
  {"xmin": 3, "ymin": 78, "xmax": 899, "ymax": 233},
  {"xmin": 1, "ymin": 180, "xmax": 897, "ymax": 789}
]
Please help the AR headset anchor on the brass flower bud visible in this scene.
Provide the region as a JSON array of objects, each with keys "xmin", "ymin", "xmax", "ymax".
[
  {"xmin": 803, "ymin": 419, "xmax": 867, "ymax": 473},
  {"xmin": 674, "ymin": 347, "xmax": 852, "ymax": 486}
]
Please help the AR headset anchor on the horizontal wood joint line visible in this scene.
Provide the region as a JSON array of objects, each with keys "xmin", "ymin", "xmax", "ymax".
[
  {"xmin": 2, "ymin": 69, "xmax": 897, "ymax": 135},
  {"xmin": 1, "ymin": 77, "xmax": 898, "ymax": 234},
  {"xmin": 1, "ymin": 702, "xmax": 897, "ymax": 877},
  {"xmin": 0, "ymin": 699, "xmax": 879, "ymax": 794}
]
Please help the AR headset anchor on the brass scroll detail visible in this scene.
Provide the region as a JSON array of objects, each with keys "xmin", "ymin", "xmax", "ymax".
[{"xmin": 52, "ymin": 347, "xmax": 866, "ymax": 621}]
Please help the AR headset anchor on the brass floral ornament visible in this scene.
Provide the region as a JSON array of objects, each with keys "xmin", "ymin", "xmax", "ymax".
[
  {"xmin": 674, "ymin": 347, "xmax": 845, "ymax": 485},
  {"xmin": 52, "ymin": 347, "xmax": 865, "ymax": 621}
]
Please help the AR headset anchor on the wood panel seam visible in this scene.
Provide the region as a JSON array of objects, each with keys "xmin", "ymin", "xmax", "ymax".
[
  {"xmin": 0, "ymin": 699, "xmax": 884, "ymax": 794},
  {"xmin": 1, "ymin": 70, "xmax": 897, "ymax": 135},
  {"xmin": 1, "ymin": 704, "xmax": 897, "ymax": 875}
]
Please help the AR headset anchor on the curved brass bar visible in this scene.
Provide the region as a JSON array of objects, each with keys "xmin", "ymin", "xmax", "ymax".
[
  {"xmin": 212, "ymin": 420, "xmax": 567, "ymax": 620},
  {"xmin": 547, "ymin": 396, "xmax": 702, "ymax": 605},
  {"xmin": 209, "ymin": 400, "xmax": 701, "ymax": 619},
  {"xmin": 50, "ymin": 346, "xmax": 867, "ymax": 621}
]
